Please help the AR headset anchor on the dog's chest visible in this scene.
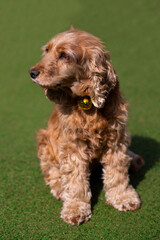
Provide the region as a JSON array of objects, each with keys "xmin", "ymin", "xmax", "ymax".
[
  {"xmin": 64, "ymin": 112, "xmax": 109, "ymax": 158},
  {"xmin": 83, "ymin": 120, "xmax": 108, "ymax": 158}
]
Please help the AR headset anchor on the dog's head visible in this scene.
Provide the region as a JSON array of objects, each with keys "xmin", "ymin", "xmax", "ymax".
[{"xmin": 29, "ymin": 28, "xmax": 118, "ymax": 108}]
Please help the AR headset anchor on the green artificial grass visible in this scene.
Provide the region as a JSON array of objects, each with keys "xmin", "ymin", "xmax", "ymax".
[{"xmin": 0, "ymin": 0, "xmax": 160, "ymax": 239}]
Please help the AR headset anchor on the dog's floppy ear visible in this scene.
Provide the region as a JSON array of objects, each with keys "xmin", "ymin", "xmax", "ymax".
[{"xmin": 89, "ymin": 50, "xmax": 118, "ymax": 108}]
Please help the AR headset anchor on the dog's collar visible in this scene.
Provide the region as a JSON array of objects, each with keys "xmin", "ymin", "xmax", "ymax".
[{"xmin": 78, "ymin": 96, "xmax": 92, "ymax": 110}]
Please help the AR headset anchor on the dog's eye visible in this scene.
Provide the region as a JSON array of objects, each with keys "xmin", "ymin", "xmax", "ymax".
[
  {"xmin": 58, "ymin": 52, "xmax": 69, "ymax": 60},
  {"xmin": 45, "ymin": 48, "xmax": 49, "ymax": 53}
]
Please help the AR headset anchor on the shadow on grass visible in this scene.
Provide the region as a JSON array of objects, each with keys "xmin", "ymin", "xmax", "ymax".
[{"xmin": 90, "ymin": 135, "xmax": 160, "ymax": 209}]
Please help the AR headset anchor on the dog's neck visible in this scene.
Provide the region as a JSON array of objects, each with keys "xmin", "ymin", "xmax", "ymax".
[
  {"xmin": 45, "ymin": 87, "xmax": 92, "ymax": 110},
  {"xmin": 45, "ymin": 83, "xmax": 121, "ymax": 117}
]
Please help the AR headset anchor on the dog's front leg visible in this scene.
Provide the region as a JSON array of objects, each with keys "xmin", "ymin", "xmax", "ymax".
[
  {"xmin": 101, "ymin": 145, "xmax": 141, "ymax": 211},
  {"xmin": 59, "ymin": 147, "xmax": 92, "ymax": 225}
]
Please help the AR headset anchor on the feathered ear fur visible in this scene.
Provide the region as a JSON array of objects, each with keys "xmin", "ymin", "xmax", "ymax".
[{"xmin": 89, "ymin": 49, "xmax": 118, "ymax": 108}]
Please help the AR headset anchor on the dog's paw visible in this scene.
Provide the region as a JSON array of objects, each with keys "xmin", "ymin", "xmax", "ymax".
[
  {"xmin": 61, "ymin": 201, "xmax": 92, "ymax": 226},
  {"xmin": 106, "ymin": 186, "xmax": 141, "ymax": 211}
]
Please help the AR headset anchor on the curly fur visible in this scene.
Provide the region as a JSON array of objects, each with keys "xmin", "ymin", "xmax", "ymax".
[{"xmin": 29, "ymin": 27, "xmax": 144, "ymax": 225}]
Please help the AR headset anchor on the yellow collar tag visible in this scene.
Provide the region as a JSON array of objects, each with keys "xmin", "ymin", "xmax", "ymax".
[{"xmin": 78, "ymin": 96, "xmax": 92, "ymax": 110}]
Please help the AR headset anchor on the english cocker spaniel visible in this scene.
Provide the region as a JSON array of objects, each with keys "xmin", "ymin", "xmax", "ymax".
[{"xmin": 29, "ymin": 27, "xmax": 144, "ymax": 225}]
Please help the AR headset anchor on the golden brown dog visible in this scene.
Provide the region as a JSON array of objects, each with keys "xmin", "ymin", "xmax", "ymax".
[{"xmin": 29, "ymin": 27, "xmax": 144, "ymax": 225}]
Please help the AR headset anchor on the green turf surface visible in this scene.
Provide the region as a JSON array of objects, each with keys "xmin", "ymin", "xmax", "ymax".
[{"xmin": 0, "ymin": 0, "xmax": 160, "ymax": 239}]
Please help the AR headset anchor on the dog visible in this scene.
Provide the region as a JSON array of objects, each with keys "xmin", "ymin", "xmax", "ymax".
[{"xmin": 29, "ymin": 27, "xmax": 144, "ymax": 225}]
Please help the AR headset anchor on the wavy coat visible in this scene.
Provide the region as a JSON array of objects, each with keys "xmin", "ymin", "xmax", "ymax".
[{"xmin": 29, "ymin": 28, "xmax": 144, "ymax": 225}]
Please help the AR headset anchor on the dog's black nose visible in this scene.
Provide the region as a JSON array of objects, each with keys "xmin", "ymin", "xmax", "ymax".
[{"xmin": 29, "ymin": 68, "xmax": 40, "ymax": 79}]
